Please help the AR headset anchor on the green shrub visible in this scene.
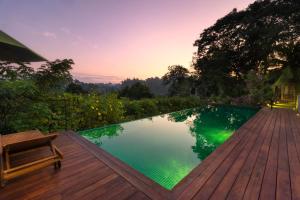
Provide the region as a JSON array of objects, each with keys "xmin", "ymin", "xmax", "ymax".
[
  {"xmin": 122, "ymin": 96, "xmax": 204, "ymax": 121},
  {"xmin": 54, "ymin": 93, "xmax": 124, "ymax": 131},
  {"xmin": 0, "ymin": 82, "xmax": 204, "ymax": 134}
]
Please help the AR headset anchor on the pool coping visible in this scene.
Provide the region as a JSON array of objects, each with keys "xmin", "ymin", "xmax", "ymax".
[{"xmin": 66, "ymin": 107, "xmax": 261, "ymax": 200}]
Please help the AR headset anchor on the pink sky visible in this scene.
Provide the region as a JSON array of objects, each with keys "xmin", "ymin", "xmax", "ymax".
[{"xmin": 0, "ymin": 0, "xmax": 255, "ymax": 83}]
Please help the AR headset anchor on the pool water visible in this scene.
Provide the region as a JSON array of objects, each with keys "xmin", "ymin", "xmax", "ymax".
[{"xmin": 79, "ymin": 105, "xmax": 258, "ymax": 190}]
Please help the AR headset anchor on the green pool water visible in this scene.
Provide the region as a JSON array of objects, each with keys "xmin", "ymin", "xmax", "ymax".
[{"xmin": 79, "ymin": 105, "xmax": 258, "ymax": 190}]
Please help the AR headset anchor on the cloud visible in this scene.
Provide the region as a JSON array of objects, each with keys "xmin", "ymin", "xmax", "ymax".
[
  {"xmin": 42, "ymin": 31, "xmax": 57, "ymax": 39},
  {"xmin": 73, "ymin": 72, "xmax": 123, "ymax": 83},
  {"xmin": 91, "ymin": 44, "xmax": 99, "ymax": 49},
  {"xmin": 60, "ymin": 27, "xmax": 71, "ymax": 34}
]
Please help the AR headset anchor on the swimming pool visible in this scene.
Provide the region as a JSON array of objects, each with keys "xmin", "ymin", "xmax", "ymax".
[{"xmin": 79, "ymin": 105, "xmax": 258, "ymax": 190}]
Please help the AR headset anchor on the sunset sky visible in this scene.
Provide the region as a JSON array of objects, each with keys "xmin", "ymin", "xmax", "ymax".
[{"xmin": 0, "ymin": 0, "xmax": 255, "ymax": 83}]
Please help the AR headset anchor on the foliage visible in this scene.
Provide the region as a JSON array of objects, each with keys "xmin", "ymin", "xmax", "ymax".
[
  {"xmin": 0, "ymin": 80, "xmax": 47, "ymax": 133},
  {"xmin": 123, "ymin": 99, "xmax": 159, "ymax": 119},
  {"xmin": 73, "ymin": 78, "xmax": 168, "ymax": 96},
  {"xmin": 120, "ymin": 77, "xmax": 168, "ymax": 96},
  {"xmin": 73, "ymin": 80, "xmax": 120, "ymax": 94},
  {"xmin": 39, "ymin": 93, "xmax": 125, "ymax": 131},
  {"xmin": 0, "ymin": 84, "xmax": 204, "ymax": 134},
  {"xmin": 145, "ymin": 77, "xmax": 169, "ymax": 96},
  {"xmin": 0, "ymin": 62, "xmax": 34, "ymax": 81},
  {"xmin": 0, "ymin": 59, "xmax": 206, "ymax": 134},
  {"xmin": 66, "ymin": 82, "xmax": 86, "ymax": 94},
  {"xmin": 193, "ymin": 0, "xmax": 300, "ymax": 99},
  {"xmin": 35, "ymin": 59, "xmax": 74, "ymax": 92},
  {"xmin": 244, "ymin": 70, "xmax": 274, "ymax": 105},
  {"xmin": 123, "ymin": 96, "xmax": 205, "ymax": 120},
  {"xmin": 162, "ymin": 65, "xmax": 192, "ymax": 96},
  {"xmin": 0, "ymin": 87, "xmax": 125, "ymax": 133},
  {"xmin": 121, "ymin": 78, "xmax": 143, "ymax": 88},
  {"xmin": 119, "ymin": 82, "xmax": 153, "ymax": 100},
  {"xmin": 273, "ymin": 42, "xmax": 300, "ymax": 87}
]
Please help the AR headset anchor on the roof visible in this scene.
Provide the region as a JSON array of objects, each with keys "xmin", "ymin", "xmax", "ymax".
[{"xmin": 0, "ymin": 30, "xmax": 47, "ymax": 62}]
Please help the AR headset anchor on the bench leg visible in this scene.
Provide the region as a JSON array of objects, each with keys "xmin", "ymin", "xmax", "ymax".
[
  {"xmin": 0, "ymin": 154, "xmax": 4, "ymax": 187},
  {"xmin": 57, "ymin": 161, "xmax": 61, "ymax": 169},
  {"xmin": 54, "ymin": 161, "xmax": 61, "ymax": 170},
  {"xmin": 0, "ymin": 178, "xmax": 5, "ymax": 187}
]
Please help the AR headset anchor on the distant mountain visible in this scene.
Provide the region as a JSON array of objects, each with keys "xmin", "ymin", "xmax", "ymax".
[
  {"xmin": 120, "ymin": 77, "xmax": 169, "ymax": 96},
  {"xmin": 145, "ymin": 77, "xmax": 169, "ymax": 96},
  {"xmin": 74, "ymin": 80, "xmax": 121, "ymax": 94},
  {"xmin": 74, "ymin": 77, "xmax": 169, "ymax": 96}
]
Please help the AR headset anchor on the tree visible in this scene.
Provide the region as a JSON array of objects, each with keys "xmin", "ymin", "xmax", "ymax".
[
  {"xmin": 119, "ymin": 82, "xmax": 153, "ymax": 100},
  {"xmin": 0, "ymin": 62, "xmax": 34, "ymax": 81},
  {"xmin": 120, "ymin": 77, "xmax": 169, "ymax": 96},
  {"xmin": 245, "ymin": 70, "xmax": 274, "ymax": 105},
  {"xmin": 145, "ymin": 77, "xmax": 168, "ymax": 96},
  {"xmin": 162, "ymin": 65, "xmax": 191, "ymax": 96},
  {"xmin": 193, "ymin": 0, "xmax": 300, "ymax": 98},
  {"xmin": 120, "ymin": 78, "xmax": 143, "ymax": 88},
  {"xmin": 273, "ymin": 42, "xmax": 300, "ymax": 88},
  {"xmin": 66, "ymin": 82, "xmax": 86, "ymax": 94},
  {"xmin": 0, "ymin": 80, "xmax": 45, "ymax": 133},
  {"xmin": 35, "ymin": 59, "xmax": 74, "ymax": 92}
]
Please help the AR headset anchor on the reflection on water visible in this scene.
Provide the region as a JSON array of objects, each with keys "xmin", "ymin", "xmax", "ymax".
[
  {"xmin": 171, "ymin": 106, "xmax": 254, "ymax": 160},
  {"xmin": 79, "ymin": 105, "xmax": 258, "ymax": 190},
  {"xmin": 80, "ymin": 124, "xmax": 124, "ymax": 146},
  {"xmin": 167, "ymin": 106, "xmax": 256, "ymax": 160}
]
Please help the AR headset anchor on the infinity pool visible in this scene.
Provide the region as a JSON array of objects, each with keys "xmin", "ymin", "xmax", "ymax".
[{"xmin": 79, "ymin": 105, "xmax": 258, "ymax": 190}]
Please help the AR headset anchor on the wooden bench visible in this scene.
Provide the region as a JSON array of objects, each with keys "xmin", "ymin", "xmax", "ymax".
[{"xmin": 0, "ymin": 130, "xmax": 63, "ymax": 186}]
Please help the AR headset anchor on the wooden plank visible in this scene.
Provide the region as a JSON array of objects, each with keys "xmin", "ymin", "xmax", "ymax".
[
  {"xmin": 259, "ymin": 109, "xmax": 280, "ymax": 200},
  {"xmin": 276, "ymin": 110, "xmax": 292, "ymax": 200},
  {"xmin": 290, "ymin": 111, "xmax": 300, "ymax": 162},
  {"xmin": 2, "ymin": 159, "xmax": 102, "ymax": 200},
  {"xmin": 0, "ymin": 133, "xmax": 150, "ymax": 200},
  {"xmin": 70, "ymin": 176, "xmax": 135, "ymax": 200},
  {"xmin": 286, "ymin": 110, "xmax": 300, "ymax": 200},
  {"xmin": 96, "ymin": 180, "xmax": 137, "ymax": 200},
  {"xmin": 67, "ymin": 131, "xmax": 169, "ymax": 200},
  {"xmin": 172, "ymin": 109, "xmax": 264, "ymax": 196},
  {"xmin": 21, "ymin": 157, "xmax": 111, "ymax": 199},
  {"xmin": 127, "ymin": 192, "xmax": 151, "ymax": 200},
  {"xmin": 60, "ymin": 166, "xmax": 113, "ymax": 196},
  {"xmin": 226, "ymin": 109, "xmax": 277, "ymax": 200},
  {"xmin": 207, "ymin": 109, "xmax": 275, "ymax": 200},
  {"xmin": 1, "ymin": 130, "xmax": 43, "ymax": 146},
  {"xmin": 31, "ymin": 165, "xmax": 114, "ymax": 200},
  {"xmin": 67, "ymin": 173, "xmax": 119, "ymax": 200},
  {"xmin": 176, "ymin": 109, "xmax": 267, "ymax": 200},
  {"xmin": 0, "ymin": 137, "xmax": 106, "ymax": 198},
  {"xmin": 242, "ymin": 109, "xmax": 278, "ymax": 200},
  {"xmin": 290, "ymin": 110, "xmax": 300, "ymax": 158}
]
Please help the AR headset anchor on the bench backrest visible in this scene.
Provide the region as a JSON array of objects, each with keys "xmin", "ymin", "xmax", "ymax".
[{"xmin": 3, "ymin": 134, "xmax": 57, "ymax": 153}]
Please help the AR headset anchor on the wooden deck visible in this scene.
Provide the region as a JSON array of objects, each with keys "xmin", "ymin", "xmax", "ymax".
[{"xmin": 1, "ymin": 108, "xmax": 300, "ymax": 200}]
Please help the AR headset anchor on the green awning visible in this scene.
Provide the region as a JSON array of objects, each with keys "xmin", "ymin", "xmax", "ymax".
[{"xmin": 0, "ymin": 30, "xmax": 47, "ymax": 62}]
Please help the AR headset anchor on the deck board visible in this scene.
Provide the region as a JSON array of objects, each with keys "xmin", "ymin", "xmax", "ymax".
[
  {"xmin": 193, "ymin": 111, "xmax": 269, "ymax": 199},
  {"xmin": 259, "ymin": 110, "xmax": 280, "ymax": 200},
  {"xmin": 209, "ymin": 109, "xmax": 275, "ymax": 200},
  {"xmin": 1, "ymin": 108, "xmax": 299, "ymax": 200},
  {"xmin": 172, "ymin": 109, "xmax": 265, "ymax": 198},
  {"xmin": 276, "ymin": 111, "xmax": 292, "ymax": 200},
  {"xmin": 177, "ymin": 109, "xmax": 267, "ymax": 200}
]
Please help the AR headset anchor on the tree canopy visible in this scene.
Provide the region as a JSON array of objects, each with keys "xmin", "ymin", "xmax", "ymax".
[
  {"xmin": 193, "ymin": 0, "xmax": 300, "ymax": 98},
  {"xmin": 162, "ymin": 65, "xmax": 192, "ymax": 96},
  {"xmin": 119, "ymin": 82, "xmax": 153, "ymax": 100},
  {"xmin": 35, "ymin": 59, "xmax": 74, "ymax": 92}
]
